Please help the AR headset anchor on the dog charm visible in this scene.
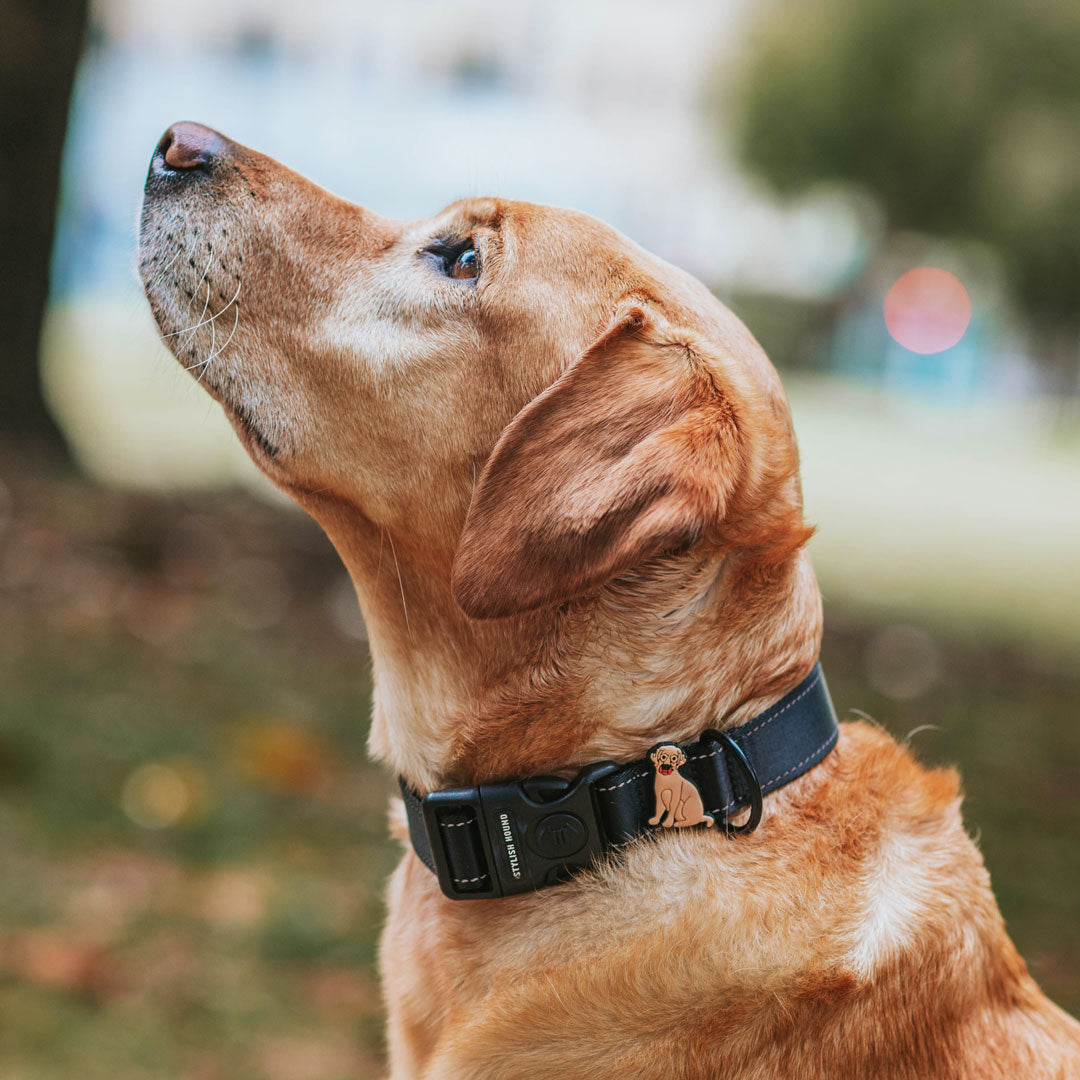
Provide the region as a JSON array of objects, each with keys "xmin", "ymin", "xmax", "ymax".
[{"xmin": 648, "ymin": 744, "xmax": 715, "ymax": 828}]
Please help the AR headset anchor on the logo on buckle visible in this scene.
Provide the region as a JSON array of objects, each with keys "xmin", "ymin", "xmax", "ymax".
[
  {"xmin": 648, "ymin": 744, "xmax": 714, "ymax": 829},
  {"xmin": 530, "ymin": 812, "xmax": 588, "ymax": 859},
  {"xmin": 497, "ymin": 812, "xmax": 523, "ymax": 879}
]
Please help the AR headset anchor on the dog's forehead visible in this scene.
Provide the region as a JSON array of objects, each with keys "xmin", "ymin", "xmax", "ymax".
[
  {"xmin": 425, "ymin": 196, "xmax": 504, "ymax": 236},
  {"xmin": 424, "ymin": 197, "xmax": 638, "ymax": 264}
]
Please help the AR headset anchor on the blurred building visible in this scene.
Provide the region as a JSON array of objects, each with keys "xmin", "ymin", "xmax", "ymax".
[{"xmin": 55, "ymin": 0, "xmax": 868, "ymax": 305}]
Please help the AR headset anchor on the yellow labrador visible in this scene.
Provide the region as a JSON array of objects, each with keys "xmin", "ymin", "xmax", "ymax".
[{"xmin": 139, "ymin": 122, "xmax": 1080, "ymax": 1079}]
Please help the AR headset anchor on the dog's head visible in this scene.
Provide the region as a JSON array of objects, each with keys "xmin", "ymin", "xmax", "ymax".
[
  {"xmin": 650, "ymin": 745, "xmax": 686, "ymax": 776},
  {"xmin": 139, "ymin": 123, "xmax": 808, "ymax": 623}
]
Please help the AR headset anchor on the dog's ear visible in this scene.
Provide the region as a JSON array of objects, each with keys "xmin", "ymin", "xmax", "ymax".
[{"xmin": 451, "ymin": 304, "xmax": 750, "ymax": 619}]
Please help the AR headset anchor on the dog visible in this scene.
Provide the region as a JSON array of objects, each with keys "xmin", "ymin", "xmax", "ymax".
[
  {"xmin": 648, "ymin": 745, "xmax": 715, "ymax": 828},
  {"xmin": 139, "ymin": 122, "xmax": 1080, "ymax": 1079}
]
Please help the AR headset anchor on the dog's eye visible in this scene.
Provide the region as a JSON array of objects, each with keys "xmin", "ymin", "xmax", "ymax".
[
  {"xmin": 449, "ymin": 246, "xmax": 479, "ymax": 280},
  {"xmin": 423, "ymin": 237, "xmax": 480, "ymax": 281}
]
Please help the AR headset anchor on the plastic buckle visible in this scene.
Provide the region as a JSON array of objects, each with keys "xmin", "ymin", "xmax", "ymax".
[
  {"xmin": 420, "ymin": 787, "xmax": 499, "ymax": 899},
  {"xmin": 421, "ymin": 761, "xmax": 619, "ymax": 899}
]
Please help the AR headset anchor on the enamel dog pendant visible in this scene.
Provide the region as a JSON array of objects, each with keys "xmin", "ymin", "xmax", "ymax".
[{"xmin": 648, "ymin": 744, "xmax": 715, "ymax": 828}]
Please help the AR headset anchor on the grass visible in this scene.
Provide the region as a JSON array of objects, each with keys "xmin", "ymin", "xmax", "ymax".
[{"xmin": 0, "ymin": 453, "xmax": 1077, "ymax": 1078}]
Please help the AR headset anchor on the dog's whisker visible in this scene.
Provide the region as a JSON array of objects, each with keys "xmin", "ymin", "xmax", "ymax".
[
  {"xmin": 903, "ymin": 724, "xmax": 943, "ymax": 745},
  {"xmin": 196, "ymin": 304, "xmax": 240, "ymax": 383},
  {"xmin": 374, "ymin": 528, "xmax": 386, "ymax": 594},
  {"xmin": 542, "ymin": 973, "xmax": 571, "ymax": 1018},
  {"xmin": 146, "ymin": 246, "xmax": 183, "ymax": 290},
  {"xmin": 179, "ymin": 278, "xmax": 212, "ymax": 347},
  {"xmin": 162, "ymin": 278, "xmax": 242, "ymax": 338},
  {"xmin": 197, "ymin": 286, "xmax": 220, "ymax": 380},
  {"xmin": 186, "ymin": 303, "xmax": 240, "ymax": 378},
  {"xmin": 386, "ymin": 530, "xmax": 410, "ymax": 638}
]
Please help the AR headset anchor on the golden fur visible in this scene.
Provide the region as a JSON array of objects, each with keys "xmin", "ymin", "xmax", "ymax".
[{"xmin": 139, "ymin": 124, "xmax": 1080, "ymax": 1079}]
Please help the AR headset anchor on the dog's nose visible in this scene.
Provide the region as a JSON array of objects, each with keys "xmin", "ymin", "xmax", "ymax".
[{"xmin": 153, "ymin": 122, "xmax": 229, "ymax": 174}]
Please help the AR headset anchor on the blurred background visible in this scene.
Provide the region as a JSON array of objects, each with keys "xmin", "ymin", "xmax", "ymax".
[{"xmin": 2, "ymin": 0, "xmax": 1079, "ymax": 1076}]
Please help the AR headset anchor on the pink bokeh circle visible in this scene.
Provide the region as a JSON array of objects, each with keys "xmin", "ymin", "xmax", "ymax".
[{"xmin": 884, "ymin": 267, "xmax": 972, "ymax": 355}]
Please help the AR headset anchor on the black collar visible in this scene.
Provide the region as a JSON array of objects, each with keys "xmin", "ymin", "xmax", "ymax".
[{"xmin": 401, "ymin": 662, "xmax": 838, "ymax": 900}]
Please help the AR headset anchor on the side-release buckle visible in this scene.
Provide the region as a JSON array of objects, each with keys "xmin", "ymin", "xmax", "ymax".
[{"xmin": 420, "ymin": 761, "xmax": 619, "ymax": 899}]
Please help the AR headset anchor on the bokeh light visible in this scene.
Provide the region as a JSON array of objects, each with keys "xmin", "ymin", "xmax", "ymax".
[
  {"xmin": 884, "ymin": 267, "xmax": 972, "ymax": 355},
  {"xmin": 121, "ymin": 760, "xmax": 208, "ymax": 828}
]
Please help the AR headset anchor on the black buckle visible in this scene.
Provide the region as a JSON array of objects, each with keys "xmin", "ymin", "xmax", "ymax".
[
  {"xmin": 700, "ymin": 729, "xmax": 763, "ymax": 834},
  {"xmin": 420, "ymin": 761, "xmax": 619, "ymax": 899}
]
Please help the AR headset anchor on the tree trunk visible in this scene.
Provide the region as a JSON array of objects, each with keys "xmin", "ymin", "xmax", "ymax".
[{"xmin": 0, "ymin": 0, "xmax": 88, "ymax": 454}]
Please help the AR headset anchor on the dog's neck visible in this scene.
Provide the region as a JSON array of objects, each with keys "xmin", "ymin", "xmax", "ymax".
[{"xmin": 305, "ymin": 497, "xmax": 822, "ymax": 793}]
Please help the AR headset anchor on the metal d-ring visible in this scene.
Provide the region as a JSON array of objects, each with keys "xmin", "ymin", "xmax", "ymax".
[{"xmin": 701, "ymin": 729, "xmax": 763, "ymax": 835}]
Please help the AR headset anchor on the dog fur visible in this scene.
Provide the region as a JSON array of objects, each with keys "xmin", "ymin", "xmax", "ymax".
[{"xmin": 139, "ymin": 124, "xmax": 1080, "ymax": 1079}]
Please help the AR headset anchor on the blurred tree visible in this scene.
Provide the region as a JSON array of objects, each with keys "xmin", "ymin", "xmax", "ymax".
[
  {"xmin": 731, "ymin": 0, "xmax": 1080, "ymax": 387},
  {"xmin": 0, "ymin": 0, "xmax": 88, "ymax": 452}
]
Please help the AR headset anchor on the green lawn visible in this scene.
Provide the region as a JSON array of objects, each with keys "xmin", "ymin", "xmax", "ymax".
[{"xmin": 1, "ymin": 454, "xmax": 1077, "ymax": 1079}]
